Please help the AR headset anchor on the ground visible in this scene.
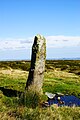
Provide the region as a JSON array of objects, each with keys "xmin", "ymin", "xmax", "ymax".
[{"xmin": 0, "ymin": 60, "xmax": 80, "ymax": 120}]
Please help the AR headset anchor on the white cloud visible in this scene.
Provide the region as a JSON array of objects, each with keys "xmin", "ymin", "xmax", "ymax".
[
  {"xmin": 0, "ymin": 36, "xmax": 80, "ymax": 50},
  {"xmin": 0, "ymin": 38, "xmax": 33, "ymax": 50},
  {"xmin": 46, "ymin": 36, "xmax": 80, "ymax": 48}
]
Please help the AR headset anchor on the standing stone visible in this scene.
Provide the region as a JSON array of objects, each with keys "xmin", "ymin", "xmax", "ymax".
[{"xmin": 26, "ymin": 34, "xmax": 46, "ymax": 93}]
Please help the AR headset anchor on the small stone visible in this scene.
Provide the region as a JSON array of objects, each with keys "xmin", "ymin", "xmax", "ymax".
[{"xmin": 45, "ymin": 92, "xmax": 56, "ymax": 99}]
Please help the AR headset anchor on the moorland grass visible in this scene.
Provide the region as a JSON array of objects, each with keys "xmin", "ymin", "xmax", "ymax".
[{"xmin": 0, "ymin": 60, "xmax": 80, "ymax": 120}]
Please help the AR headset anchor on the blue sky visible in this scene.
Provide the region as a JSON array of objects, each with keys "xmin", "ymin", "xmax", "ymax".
[{"xmin": 0, "ymin": 0, "xmax": 80, "ymax": 60}]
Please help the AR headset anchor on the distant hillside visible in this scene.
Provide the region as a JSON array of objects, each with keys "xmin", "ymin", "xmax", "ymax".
[
  {"xmin": 0, "ymin": 60, "xmax": 80, "ymax": 75},
  {"xmin": 0, "ymin": 57, "xmax": 80, "ymax": 61},
  {"xmin": 47, "ymin": 58, "xmax": 80, "ymax": 60}
]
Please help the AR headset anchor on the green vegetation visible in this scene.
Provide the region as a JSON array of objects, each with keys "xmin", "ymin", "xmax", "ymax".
[
  {"xmin": 0, "ymin": 61, "xmax": 30, "ymax": 71},
  {"xmin": 0, "ymin": 60, "xmax": 80, "ymax": 120}
]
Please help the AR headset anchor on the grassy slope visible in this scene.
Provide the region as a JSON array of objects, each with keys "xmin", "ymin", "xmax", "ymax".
[{"xmin": 0, "ymin": 60, "xmax": 80, "ymax": 120}]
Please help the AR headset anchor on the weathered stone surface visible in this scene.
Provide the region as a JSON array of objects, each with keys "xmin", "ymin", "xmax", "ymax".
[{"xmin": 26, "ymin": 34, "xmax": 46, "ymax": 93}]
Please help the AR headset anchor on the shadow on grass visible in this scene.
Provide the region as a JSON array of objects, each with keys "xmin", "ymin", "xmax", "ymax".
[{"xmin": 0, "ymin": 87, "xmax": 22, "ymax": 97}]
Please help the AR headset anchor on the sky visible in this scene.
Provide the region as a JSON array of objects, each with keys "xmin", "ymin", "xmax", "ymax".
[{"xmin": 0, "ymin": 0, "xmax": 80, "ymax": 60}]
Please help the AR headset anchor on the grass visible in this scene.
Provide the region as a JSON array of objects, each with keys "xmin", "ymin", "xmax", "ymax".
[
  {"xmin": 0, "ymin": 60, "xmax": 80, "ymax": 119},
  {"xmin": 43, "ymin": 70, "xmax": 80, "ymax": 97}
]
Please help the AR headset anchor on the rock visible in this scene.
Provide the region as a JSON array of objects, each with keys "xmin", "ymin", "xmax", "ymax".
[
  {"xmin": 42, "ymin": 101, "xmax": 50, "ymax": 107},
  {"xmin": 45, "ymin": 92, "xmax": 56, "ymax": 99},
  {"xmin": 57, "ymin": 96, "xmax": 61, "ymax": 100},
  {"xmin": 25, "ymin": 34, "xmax": 46, "ymax": 93},
  {"xmin": 56, "ymin": 92, "xmax": 64, "ymax": 96}
]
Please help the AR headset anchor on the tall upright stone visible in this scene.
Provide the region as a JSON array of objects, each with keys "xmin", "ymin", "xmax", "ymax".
[{"xmin": 26, "ymin": 34, "xmax": 46, "ymax": 93}]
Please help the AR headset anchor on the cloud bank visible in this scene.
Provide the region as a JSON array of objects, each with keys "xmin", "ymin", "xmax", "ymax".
[
  {"xmin": 0, "ymin": 37, "xmax": 33, "ymax": 50},
  {"xmin": 46, "ymin": 36, "xmax": 80, "ymax": 48},
  {"xmin": 0, "ymin": 36, "xmax": 80, "ymax": 51}
]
